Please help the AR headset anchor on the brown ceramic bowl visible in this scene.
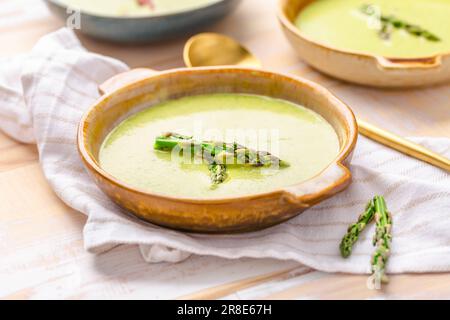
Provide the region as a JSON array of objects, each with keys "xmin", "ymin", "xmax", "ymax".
[
  {"xmin": 78, "ymin": 67, "xmax": 357, "ymax": 233},
  {"xmin": 278, "ymin": 0, "xmax": 450, "ymax": 88}
]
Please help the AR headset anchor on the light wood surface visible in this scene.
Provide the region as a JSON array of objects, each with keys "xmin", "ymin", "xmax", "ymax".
[{"xmin": 1, "ymin": 0, "xmax": 449, "ymax": 300}]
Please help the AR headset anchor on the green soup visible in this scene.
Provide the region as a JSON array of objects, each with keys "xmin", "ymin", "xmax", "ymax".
[
  {"xmin": 99, "ymin": 94, "xmax": 340, "ymax": 198},
  {"xmin": 60, "ymin": 0, "xmax": 218, "ymax": 16},
  {"xmin": 295, "ymin": 0, "xmax": 450, "ymax": 58}
]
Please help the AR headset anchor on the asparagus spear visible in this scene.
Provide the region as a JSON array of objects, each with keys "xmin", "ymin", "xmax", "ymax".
[
  {"xmin": 361, "ymin": 4, "xmax": 441, "ymax": 42},
  {"xmin": 208, "ymin": 162, "xmax": 228, "ymax": 185},
  {"xmin": 153, "ymin": 132, "xmax": 194, "ymax": 151},
  {"xmin": 154, "ymin": 132, "xmax": 290, "ymax": 168},
  {"xmin": 339, "ymin": 195, "xmax": 393, "ymax": 287},
  {"xmin": 154, "ymin": 132, "xmax": 289, "ymax": 186},
  {"xmin": 154, "ymin": 132, "xmax": 228, "ymax": 185},
  {"xmin": 340, "ymin": 199, "xmax": 376, "ymax": 258},
  {"xmin": 371, "ymin": 195, "xmax": 393, "ymax": 284}
]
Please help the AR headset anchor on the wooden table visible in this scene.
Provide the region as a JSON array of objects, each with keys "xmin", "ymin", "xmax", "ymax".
[{"xmin": 1, "ymin": 0, "xmax": 449, "ymax": 300}]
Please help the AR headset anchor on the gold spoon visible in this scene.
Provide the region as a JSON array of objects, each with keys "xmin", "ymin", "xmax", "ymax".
[
  {"xmin": 184, "ymin": 33, "xmax": 261, "ymax": 68},
  {"xmin": 183, "ymin": 33, "xmax": 450, "ymax": 172}
]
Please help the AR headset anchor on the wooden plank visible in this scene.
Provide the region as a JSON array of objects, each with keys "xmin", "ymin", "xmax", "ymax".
[
  {"xmin": 257, "ymin": 273, "xmax": 450, "ymax": 300},
  {"xmin": 178, "ymin": 267, "xmax": 308, "ymax": 300}
]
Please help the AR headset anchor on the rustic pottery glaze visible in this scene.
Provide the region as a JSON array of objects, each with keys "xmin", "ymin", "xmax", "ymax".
[
  {"xmin": 78, "ymin": 67, "xmax": 357, "ymax": 233},
  {"xmin": 277, "ymin": 0, "xmax": 450, "ymax": 87}
]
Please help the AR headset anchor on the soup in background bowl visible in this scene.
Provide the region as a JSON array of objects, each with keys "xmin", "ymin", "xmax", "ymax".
[
  {"xmin": 278, "ymin": 0, "xmax": 450, "ymax": 87},
  {"xmin": 58, "ymin": 0, "xmax": 221, "ymax": 17},
  {"xmin": 295, "ymin": 0, "xmax": 450, "ymax": 59},
  {"xmin": 45, "ymin": 0, "xmax": 241, "ymax": 42}
]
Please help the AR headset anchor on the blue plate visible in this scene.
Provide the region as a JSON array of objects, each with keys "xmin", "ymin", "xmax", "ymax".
[{"xmin": 45, "ymin": 0, "xmax": 242, "ymax": 43}]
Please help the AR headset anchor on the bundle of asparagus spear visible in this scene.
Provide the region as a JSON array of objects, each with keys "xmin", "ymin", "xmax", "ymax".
[
  {"xmin": 154, "ymin": 132, "xmax": 289, "ymax": 186},
  {"xmin": 340, "ymin": 195, "xmax": 393, "ymax": 287}
]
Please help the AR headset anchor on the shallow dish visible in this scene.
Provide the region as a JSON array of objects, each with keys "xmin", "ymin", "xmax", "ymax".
[
  {"xmin": 277, "ymin": 0, "xmax": 450, "ymax": 87},
  {"xmin": 78, "ymin": 67, "xmax": 357, "ymax": 233},
  {"xmin": 45, "ymin": 0, "xmax": 241, "ymax": 43}
]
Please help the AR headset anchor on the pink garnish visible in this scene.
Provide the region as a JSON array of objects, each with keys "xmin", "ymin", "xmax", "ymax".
[{"xmin": 137, "ymin": 0, "xmax": 155, "ymax": 10}]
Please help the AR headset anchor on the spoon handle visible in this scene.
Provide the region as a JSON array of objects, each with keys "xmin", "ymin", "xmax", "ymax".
[{"xmin": 357, "ymin": 119, "xmax": 450, "ymax": 172}]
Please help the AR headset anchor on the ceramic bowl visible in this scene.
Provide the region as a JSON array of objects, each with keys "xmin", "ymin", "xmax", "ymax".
[
  {"xmin": 45, "ymin": 0, "xmax": 242, "ymax": 43},
  {"xmin": 78, "ymin": 67, "xmax": 357, "ymax": 233},
  {"xmin": 277, "ymin": 0, "xmax": 450, "ymax": 88}
]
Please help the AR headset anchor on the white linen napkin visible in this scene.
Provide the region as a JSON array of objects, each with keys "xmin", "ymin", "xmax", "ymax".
[{"xmin": 1, "ymin": 28, "xmax": 449, "ymax": 274}]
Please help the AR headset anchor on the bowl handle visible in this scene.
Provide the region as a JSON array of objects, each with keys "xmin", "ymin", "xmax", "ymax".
[
  {"xmin": 376, "ymin": 56, "xmax": 442, "ymax": 70},
  {"xmin": 281, "ymin": 163, "xmax": 352, "ymax": 205},
  {"xmin": 99, "ymin": 68, "xmax": 158, "ymax": 95}
]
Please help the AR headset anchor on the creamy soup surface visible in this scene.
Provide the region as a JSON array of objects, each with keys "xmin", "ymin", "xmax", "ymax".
[
  {"xmin": 295, "ymin": 0, "xmax": 450, "ymax": 58},
  {"xmin": 99, "ymin": 94, "xmax": 340, "ymax": 199},
  {"xmin": 60, "ymin": 0, "xmax": 218, "ymax": 16}
]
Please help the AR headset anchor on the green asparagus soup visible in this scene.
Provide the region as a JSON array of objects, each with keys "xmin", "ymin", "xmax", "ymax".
[
  {"xmin": 295, "ymin": 0, "xmax": 450, "ymax": 58},
  {"xmin": 60, "ymin": 0, "xmax": 218, "ymax": 16},
  {"xmin": 99, "ymin": 94, "xmax": 339, "ymax": 198}
]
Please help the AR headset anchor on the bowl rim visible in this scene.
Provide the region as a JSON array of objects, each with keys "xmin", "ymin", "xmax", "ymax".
[
  {"xmin": 77, "ymin": 66, "xmax": 357, "ymax": 204},
  {"xmin": 276, "ymin": 0, "xmax": 450, "ymax": 65},
  {"xmin": 46, "ymin": 0, "xmax": 228, "ymax": 20}
]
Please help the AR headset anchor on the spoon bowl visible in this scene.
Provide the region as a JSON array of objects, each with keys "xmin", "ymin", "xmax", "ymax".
[{"xmin": 183, "ymin": 33, "xmax": 262, "ymax": 68}]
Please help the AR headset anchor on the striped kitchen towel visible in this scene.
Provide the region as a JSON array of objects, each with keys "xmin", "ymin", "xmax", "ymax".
[{"xmin": 1, "ymin": 28, "xmax": 449, "ymax": 273}]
